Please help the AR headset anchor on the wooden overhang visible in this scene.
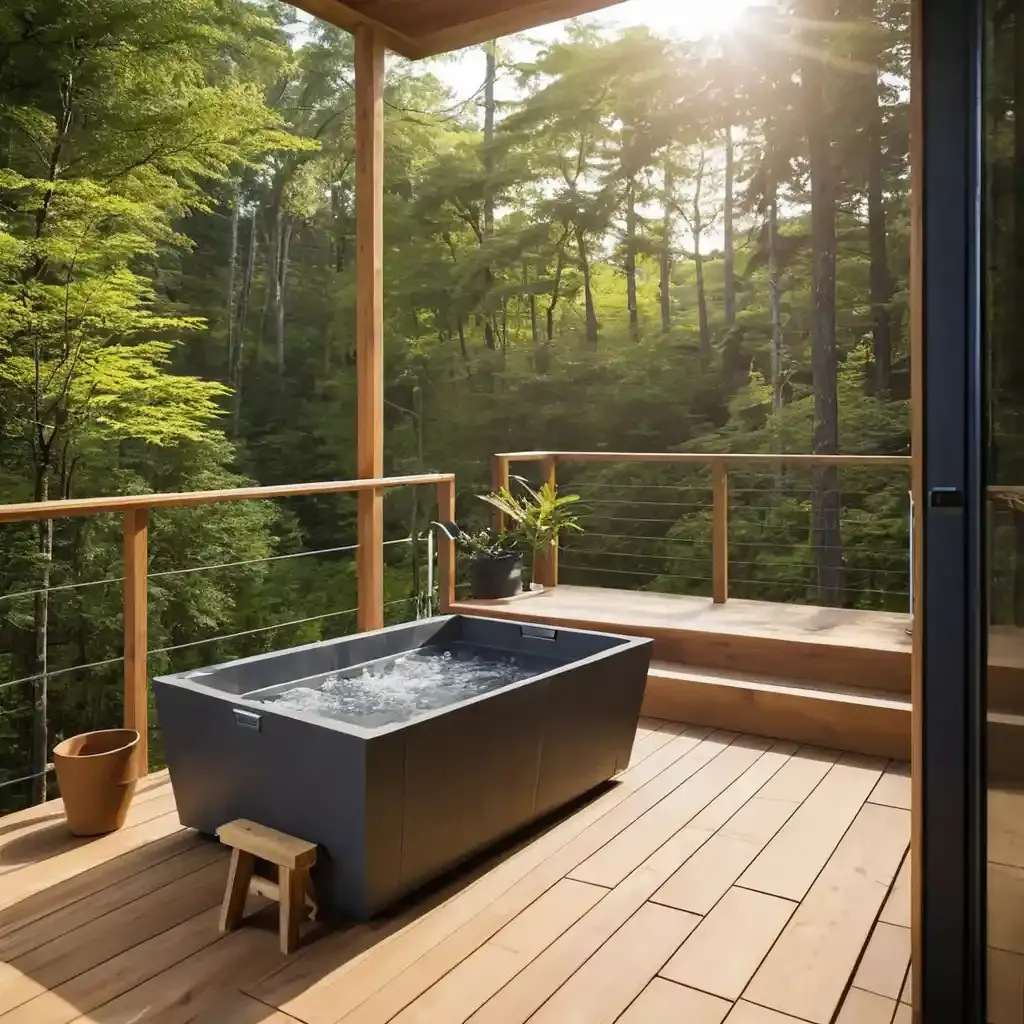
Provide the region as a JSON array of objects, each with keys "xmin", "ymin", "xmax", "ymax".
[{"xmin": 287, "ymin": 0, "xmax": 629, "ymax": 58}]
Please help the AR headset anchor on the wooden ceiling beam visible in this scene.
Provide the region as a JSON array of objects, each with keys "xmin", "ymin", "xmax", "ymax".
[
  {"xmin": 410, "ymin": 0, "xmax": 629, "ymax": 56},
  {"xmin": 282, "ymin": 0, "xmax": 629, "ymax": 59},
  {"xmin": 285, "ymin": 0, "xmax": 424, "ymax": 58}
]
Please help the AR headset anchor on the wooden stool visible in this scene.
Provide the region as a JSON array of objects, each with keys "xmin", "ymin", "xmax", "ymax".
[{"xmin": 216, "ymin": 819, "xmax": 318, "ymax": 954}]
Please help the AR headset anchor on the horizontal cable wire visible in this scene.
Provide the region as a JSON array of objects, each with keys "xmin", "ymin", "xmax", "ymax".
[
  {"xmin": 0, "ymin": 767, "xmax": 53, "ymax": 790},
  {"xmin": 0, "ymin": 655, "xmax": 126, "ymax": 692},
  {"xmin": 0, "ymin": 538, "xmax": 413, "ymax": 604}
]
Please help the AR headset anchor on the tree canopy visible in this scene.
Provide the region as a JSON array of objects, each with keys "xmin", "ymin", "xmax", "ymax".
[{"xmin": 0, "ymin": 0, "xmax": 916, "ymax": 808}]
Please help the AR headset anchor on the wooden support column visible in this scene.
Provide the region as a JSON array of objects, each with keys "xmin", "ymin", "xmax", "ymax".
[
  {"xmin": 355, "ymin": 25, "xmax": 385, "ymax": 633},
  {"xmin": 123, "ymin": 508, "xmax": 149, "ymax": 777},
  {"xmin": 436, "ymin": 478, "xmax": 456, "ymax": 612},
  {"xmin": 535, "ymin": 455, "xmax": 558, "ymax": 588},
  {"xmin": 712, "ymin": 463, "xmax": 729, "ymax": 604}
]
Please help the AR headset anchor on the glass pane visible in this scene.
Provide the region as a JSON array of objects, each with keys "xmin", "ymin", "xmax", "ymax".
[{"xmin": 985, "ymin": 0, "xmax": 1024, "ymax": 1016}]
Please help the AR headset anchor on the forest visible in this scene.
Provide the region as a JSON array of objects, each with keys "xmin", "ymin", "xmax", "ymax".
[{"xmin": 0, "ymin": 0, "xmax": 915, "ymax": 808}]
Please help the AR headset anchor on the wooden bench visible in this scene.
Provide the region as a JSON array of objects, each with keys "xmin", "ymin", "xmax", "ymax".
[{"xmin": 216, "ymin": 818, "xmax": 318, "ymax": 954}]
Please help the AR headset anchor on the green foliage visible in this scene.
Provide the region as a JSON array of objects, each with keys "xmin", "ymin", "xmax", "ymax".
[
  {"xmin": 0, "ymin": 0, "xmax": 918, "ymax": 810},
  {"xmin": 479, "ymin": 481, "xmax": 583, "ymax": 557}
]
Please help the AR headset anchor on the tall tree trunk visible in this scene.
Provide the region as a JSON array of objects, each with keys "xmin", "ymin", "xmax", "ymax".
[
  {"xmin": 576, "ymin": 226, "xmax": 598, "ymax": 348},
  {"xmin": 867, "ymin": 91, "xmax": 892, "ymax": 393},
  {"xmin": 226, "ymin": 190, "xmax": 239, "ymax": 381},
  {"xmin": 31, "ymin": 470, "xmax": 51, "ymax": 805},
  {"xmin": 660, "ymin": 160, "xmax": 673, "ymax": 334},
  {"xmin": 275, "ymin": 217, "xmax": 292, "ymax": 375},
  {"xmin": 233, "ymin": 210, "xmax": 257, "ymax": 433},
  {"xmin": 259, "ymin": 217, "xmax": 276, "ymax": 367},
  {"xmin": 482, "ymin": 40, "xmax": 497, "ymax": 351},
  {"xmin": 546, "ymin": 227, "xmax": 568, "ymax": 343},
  {"xmin": 768, "ymin": 185, "xmax": 784, "ymax": 414},
  {"xmin": 807, "ymin": 34, "xmax": 843, "ymax": 607},
  {"xmin": 724, "ymin": 125, "xmax": 736, "ymax": 327},
  {"xmin": 691, "ymin": 149, "xmax": 711, "ymax": 367},
  {"xmin": 625, "ymin": 177, "xmax": 639, "ymax": 343}
]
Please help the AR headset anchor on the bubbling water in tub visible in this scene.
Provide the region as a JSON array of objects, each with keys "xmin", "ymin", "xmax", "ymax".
[{"xmin": 257, "ymin": 644, "xmax": 560, "ymax": 727}]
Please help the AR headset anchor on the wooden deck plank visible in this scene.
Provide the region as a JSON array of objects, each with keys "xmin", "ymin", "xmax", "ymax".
[
  {"xmin": 65, "ymin": 923, "xmax": 287, "ymax": 1024},
  {"xmin": 0, "ymin": 842, "xmax": 225, "ymax": 961},
  {"xmin": 569, "ymin": 736, "xmax": 770, "ymax": 887},
  {"xmin": 0, "ymin": 772, "xmax": 170, "ymax": 837},
  {"xmin": 660, "ymin": 887, "xmax": 796, "ymax": 1001},
  {"xmin": 989, "ymin": 862, "xmax": 1024, "ymax": 955},
  {"xmin": 628, "ymin": 722, "xmax": 684, "ymax": 768},
  {"xmin": 989, "ymin": 948, "xmax": 1024, "ymax": 1024},
  {"xmin": 0, "ymin": 787, "xmax": 178, "ymax": 879},
  {"xmin": 989, "ymin": 788, "xmax": 1024, "ymax": 868},
  {"xmin": 186, "ymin": 992, "xmax": 306, "ymax": 1024},
  {"xmin": 724, "ymin": 1003, "xmax": 806, "ymax": 1023},
  {"xmin": 0, "ymin": 811, "xmax": 185, "ymax": 914},
  {"xmin": 653, "ymin": 748, "xmax": 836, "ymax": 915},
  {"xmin": 527, "ymin": 902, "xmax": 699, "ymax": 1024},
  {"xmin": 391, "ymin": 879, "xmax": 605, "ymax": 1024},
  {"xmin": 878, "ymin": 851, "xmax": 910, "ymax": 928},
  {"xmin": 0, "ymin": 828, "xmax": 205, "ymax": 942},
  {"xmin": 738, "ymin": 754, "xmax": 885, "ymax": 901},
  {"xmin": 834, "ymin": 988, "xmax": 898, "ymax": 1023},
  {"xmin": 0, "ymin": 860, "xmax": 226, "ymax": 1015},
  {"xmin": 852, "ymin": 922, "xmax": 911, "ymax": 1000},
  {"xmin": 867, "ymin": 763, "xmax": 911, "ymax": 810},
  {"xmin": 743, "ymin": 803, "xmax": 910, "ymax": 1024},
  {"xmin": 0, "ymin": 905, "xmax": 243, "ymax": 1024},
  {"xmin": 616, "ymin": 978, "xmax": 731, "ymax": 1024},
  {"xmin": 464, "ymin": 750, "xmax": 794, "ymax": 1024},
  {"xmin": 251, "ymin": 729, "xmax": 724, "ymax": 1024}
]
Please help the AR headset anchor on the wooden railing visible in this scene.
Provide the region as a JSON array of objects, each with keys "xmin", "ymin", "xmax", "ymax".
[
  {"xmin": 0, "ymin": 473, "xmax": 457, "ymax": 778},
  {"xmin": 492, "ymin": 451, "xmax": 913, "ymax": 605}
]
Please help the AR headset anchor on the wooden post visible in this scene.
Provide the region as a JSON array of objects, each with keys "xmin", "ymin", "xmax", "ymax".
[
  {"xmin": 712, "ymin": 463, "xmax": 728, "ymax": 604},
  {"xmin": 123, "ymin": 508, "xmax": 149, "ymax": 777},
  {"xmin": 490, "ymin": 454, "xmax": 509, "ymax": 533},
  {"xmin": 355, "ymin": 25, "xmax": 385, "ymax": 633},
  {"xmin": 436, "ymin": 478, "xmax": 456, "ymax": 613},
  {"xmin": 535, "ymin": 455, "xmax": 558, "ymax": 588}
]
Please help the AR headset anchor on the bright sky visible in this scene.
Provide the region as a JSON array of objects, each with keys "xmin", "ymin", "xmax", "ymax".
[{"xmin": 429, "ymin": 0, "xmax": 760, "ymax": 103}]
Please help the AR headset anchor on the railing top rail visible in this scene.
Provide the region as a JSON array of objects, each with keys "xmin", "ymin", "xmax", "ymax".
[
  {"xmin": 494, "ymin": 451, "xmax": 912, "ymax": 468},
  {"xmin": 0, "ymin": 473, "xmax": 455, "ymax": 524}
]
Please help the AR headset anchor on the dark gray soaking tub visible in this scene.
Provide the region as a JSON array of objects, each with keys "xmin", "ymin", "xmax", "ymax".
[{"xmin": 153, "ymin": 614, "xmax": 651, "ymax": 920}]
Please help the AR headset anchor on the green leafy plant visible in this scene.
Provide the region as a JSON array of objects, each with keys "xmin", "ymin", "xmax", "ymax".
[
  {"xmin": 455, "ymin": 528, "xmax": 521, "ymax": 559},
  {"xmin": 430, "ymin": 523, "xmax": 520, "ymax": 559},
  {"xmin": 477, "ymin": 478, "xmax": 583, "ymax": 569}
]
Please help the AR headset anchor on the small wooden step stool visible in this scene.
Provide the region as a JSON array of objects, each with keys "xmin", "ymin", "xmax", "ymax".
[{"xmin": 216, "ymin": 819, "xmax": 318, "ymax": 954}]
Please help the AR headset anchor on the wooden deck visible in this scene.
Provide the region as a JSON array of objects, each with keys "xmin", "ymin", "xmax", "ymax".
[
  {"xmin": 0, "ymin": 722, "xmax": 918, "ymax": 1024},
  {"xmin": 452, "ymin": 587, "xmax": 913, "ymax": 654},
  {"xmin": 453, "ymin": 587, "xmax": 914, "ymax": 760}
]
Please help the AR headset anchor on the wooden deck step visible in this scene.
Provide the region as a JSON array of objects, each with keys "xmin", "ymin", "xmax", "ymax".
[
  {"xmin": 451, "ymin": 588, "xmax": 911, "ymax": 693},
  {"xmin": 643, "ymin": 662, "xmax": 910, "ymax": 760}
]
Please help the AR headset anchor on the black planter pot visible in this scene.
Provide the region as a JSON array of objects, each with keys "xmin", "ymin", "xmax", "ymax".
[{"xmin": 470, "ymin": 553, "xmax": 523, "ymax": 599}]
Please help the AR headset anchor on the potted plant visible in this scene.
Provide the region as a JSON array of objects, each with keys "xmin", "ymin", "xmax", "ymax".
[
  {"xmin": 53, "ymin": 728, "xmax": 140, "ymax": 837},
  {"xmin": 433, "ymin": 521, "xmax": 524, "ymax": 599},
  {"xmin": 478, "ymin": 479, "xmax": 582, "ymax": 591}
]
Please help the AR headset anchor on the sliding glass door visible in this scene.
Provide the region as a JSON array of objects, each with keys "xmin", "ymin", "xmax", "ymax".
[
  {"xmin": 915, "ymin": 0, "xmax": 986, "ymax": 1018},
  {"xmin": 919, "ymin": 0, "xmax": 1024, "ymax": 1018},
  {"xmin": 984, "ymin": 0, "xmax": 1024, "ymax": 1017}
]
